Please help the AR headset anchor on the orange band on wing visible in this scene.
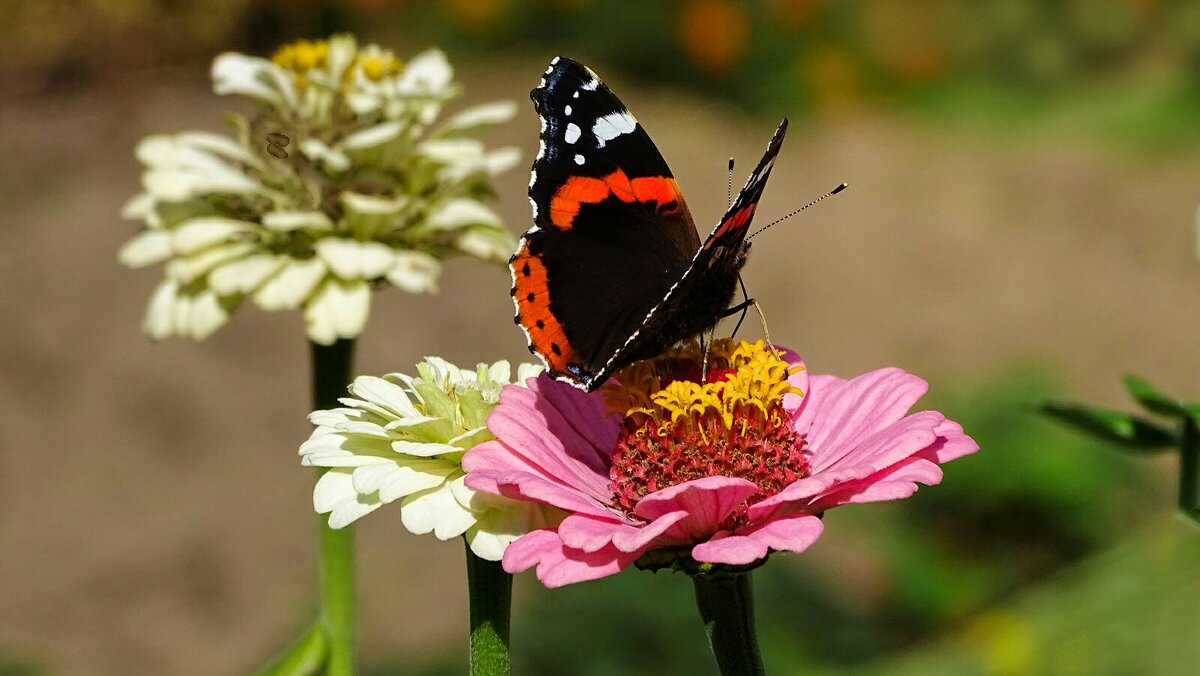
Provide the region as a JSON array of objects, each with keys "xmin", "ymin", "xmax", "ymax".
[
  {"xmin": 547, "ymin": 170, "xmax": 683, "ymax": 230},
  {"xmin": 511, "ymin": 241, "xmax": 577, "ymax": 373}
]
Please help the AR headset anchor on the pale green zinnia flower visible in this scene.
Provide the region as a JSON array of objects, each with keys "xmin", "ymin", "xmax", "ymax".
[
  {"xmin": 299, "ymin": 358, "xmax": 553, "ymax": 560},
  {"xmin": 120, "ymin": 35, "xmax": 519, "ymax": 344}
]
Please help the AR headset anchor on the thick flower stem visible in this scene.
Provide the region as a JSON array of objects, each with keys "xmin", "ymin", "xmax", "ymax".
[
  {"xmin": 1180, "ymin": 415, "xmax": 1199, "ymax": 525},
  {"xmin": 312, "ymin": 339, "xmax": 358, "ymax": 675},
  {"xmin": 692, "ymin": 571, "xmax": 766, "ymax": 676},
  {"xmin": 465, "ymin": 540, "xmax": 512, "ymax": 675}
]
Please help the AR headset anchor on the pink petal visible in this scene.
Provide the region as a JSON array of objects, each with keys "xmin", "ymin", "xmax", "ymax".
[
  {"xmin": 691, "ymin": 515, "xmax": 824, "ymax": 565},
  {"xmin": 823, "ymin": 410, "xmax": 944, "ymax": 473},
  {"xmin": 503, "ymin": 528, "xmax": 636, "ymax": 588},
  {"xmin": 635, "ymin": 476, "xmax": 759, "ymax": 525},
  {"xmin": 747, "ymin": 406, "xmax": 976, "ymax": 522},
  {"xmin": 927, "ymin": 420, "xmax": 979, "ymax": 463},
  {"xmin": 744, "ymin": 465, "xmax": 877, "ymax": 521},
  {"xmin": 808, "ymin": 458, "xmax": 944, "ymax": 511},
  {"xmin": 611, "ymin": 510, "xmax": 691, "ymax": 553},
  {"xmin": 474, "ymin": 379, "xmax": 618, "ymax": 502},
  {"xmin": 558, "ymin": 513, "xmax": 633, "ymax": 553},
  {"xmin": 465, "ymin": 465, "xmax": 612, "ymax": 518},
  {"xmin": 779, "ymin": 350, "xmax": 809, "ymax": 413},
  {"xmin": 792, "ymin": 368, "xmax": 929, "ymax": 473}
]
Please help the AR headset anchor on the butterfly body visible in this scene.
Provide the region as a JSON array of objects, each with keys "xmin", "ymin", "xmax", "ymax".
[{"xmin": 511, "ymin": 57, "xmax": 786, "ymax": 391}]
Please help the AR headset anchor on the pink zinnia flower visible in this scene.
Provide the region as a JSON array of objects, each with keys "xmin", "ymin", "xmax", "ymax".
[{"xmin": 463, "ymin": 339, "xmax": 977, "ymax": 588}]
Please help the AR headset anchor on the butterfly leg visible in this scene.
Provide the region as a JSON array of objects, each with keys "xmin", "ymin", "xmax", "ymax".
[{"xmin": 722, "ymin": 273, "xmax": 754, "ymax": 338}]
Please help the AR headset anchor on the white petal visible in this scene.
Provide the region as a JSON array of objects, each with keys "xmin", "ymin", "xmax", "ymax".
[
  {"xmin": 515, "ymin": 363, "xmax": 544, "ymax": 385},
  {"xmin": 119, "ymin": 230, "xmax": 172, "ymax": 268},
  {"xmin": 143, "ymin": 279, "xmax": 180, "ymax": 340},
  {"xmin": 185, "ymin": 289, "xmax": 230, "ymax": 340},
  {"xmin": 341, "ymin": 192, "xmax": 409, "ymax": 217},
  {"xmin": 352, "ymin": 460, "xmax": 453, "ymax": 502},
  {"xmin": 299, "ymin": 138, "xmax": 351, "ymax": 172},
  {"xmin": 396, "ymin": 49, "xmax": 453, "ymax": 96},
  {"xmin": 416, "ymin": 138, "xmax": 484, "ymax": 165},
  {"xmin": 174, "ymin": 131, "xmax": 259, "ymax": 166},
  {"xmin": 262, "ymin": 211, "xmax": 334, "ymax": 232},
  {"xmin": 165, "ymin": 242, "xmax": 256, "ymax": 284},
  {"xmin": 484, "ymin": 147, "xmax": 522, "ymax": 175},
  {"xmin": 341, "ymin": 122, "xmax": 404, "ymax": 150},
  {"xmin": 143, "ymin": 165, "xmax": 261, "ymax": 200},
  {"xmin": 400, "ymin": 480, "xmax": 476, "ymax": 540},
  {"xmin": 304, "ymin": 279, "xmax": 370, "ymax": 345},
  {"xmin": 390, "ymin": 439, "xmax": 461, "ymax": 457},
  {"xmin": 253, "ymin": 257, "xmax": 326, "ymax": 311},
  {"xmin": 486, "ymin": 361, "xmax": 511, "ymax": 385},
  {"xmin": 308, "ymin": 408, "xmax": 362, "ymax": 427},
  {"xmin": 326, "ymin": 35, "xmax": 358, "ymax": 79},
  {"xmin": 465, "ymin": 503, "xmax": 545, "ymax": 561},
  {"xmin": 208, "ymin": 254, "xmax": 285, "ymax": 295},
  {"xmin": 348, "ymin": 375, "xmax": 422, "ymax": 418},
  {"xmin": 313, "ymin": 469, "xmax": 383, "ymax": 528},
  {"xmin": 299, "ymin": 432, "xmax": 395, "ymax": 468},
  {"xmin": 439, "ymin": 101, "xmax": 517, "ymax": 132},
  {"xmin": 378, "ymin": 463, "xmax": 457, "ymax": 503},
  {"xmin": 211, "ymin": 53, "xmax": 297, "ymax": 108},
  {"xmin": 171, "ymin": 217, "xmax": 255, "ymax": 255},
  {"xmin": 121, "ymin": 193, "xmax": 158, "ymax": 223},
  {"xmin": 386, "ymin": 251, "xmax": 440, "ymax": 294},
  {"xmin": 316, "ymin": 239, "xmax": 396, "ymax": 280},
  {"xmin": 428, "ymin": 199, "xmax": 502, "ymax": 230},
  {"xmin": 456, "ymin": 229, "xmax": 514, "ymax": 263}
]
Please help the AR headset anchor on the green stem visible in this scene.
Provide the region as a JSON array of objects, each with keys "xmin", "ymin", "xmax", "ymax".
[
  {"xmin": 1180, "ymin": 415, "xmax": 1200, "ymax": 525},
  {"xmin": 465, "ymin": 540, "xmax": 512, "ymax": 675},
  {"xmin": 260, "ymin": 622, "xmax": 328, "ymax": 676},
  {"xmin": 312, "ymin": 339, "xmax": 357, "ymax": 675},
  {"xmin": 692, "ymin": 571, "xmax": 766, "ymax": 676}
]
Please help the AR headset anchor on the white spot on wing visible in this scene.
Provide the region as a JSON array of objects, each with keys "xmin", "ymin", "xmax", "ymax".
[
  {"xmin": 582, "ymin": 77, "xmax": 599, "ymax": 91},
  {"xmin": 592, "ymin": 111, "xmax": 637, "ymax": 148},
  {"xmin": 565, "ymin": 123, "xmax": 581, "ymax": 144},
  {"xmin": 564, "ymin": 105, "xmax": 572, "ymax": 116},
  {"xmin": 572, "ymin": 91, "xmax": 580, "ymax": 99},
  {"xmin": 574, "ymin": 154, "xmax": 584, "ymax": 165}
]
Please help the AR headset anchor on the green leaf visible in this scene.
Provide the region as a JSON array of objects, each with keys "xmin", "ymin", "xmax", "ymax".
[
  {"xmin": 1122, "ymin": 374, "xmax": 1186, "ymax": 418},
  {"xmin": 1042, "ymin": 402, "xmax": 1177, "ymax": 451}
]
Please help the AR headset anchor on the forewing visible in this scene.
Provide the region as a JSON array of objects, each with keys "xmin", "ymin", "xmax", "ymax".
[
  {"xmin": 512, "ymin": 57, "xmax": 701, "ymax": 390},
  {"xmin": 702, "ymin": 118, "xmax": 788, "ymax": 251}
]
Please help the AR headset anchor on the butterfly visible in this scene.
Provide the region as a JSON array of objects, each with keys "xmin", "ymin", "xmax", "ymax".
[{"xmin": 511, "ymin": 56, "xmax": 795, "ymax": 392}]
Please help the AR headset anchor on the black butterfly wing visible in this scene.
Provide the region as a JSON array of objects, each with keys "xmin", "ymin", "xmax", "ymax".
[
  {"xmin": 587, "ymin": 119, "xmax": 790, "ymax": 385},
  {"xmin": 512, "ymin": 57, "xmax": 701, "ymax": 390}
]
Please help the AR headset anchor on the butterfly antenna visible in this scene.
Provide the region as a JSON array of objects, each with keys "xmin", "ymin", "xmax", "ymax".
[
  {"xmin": 748, "ymin": 182, "xmax": 848, "ymax": 240},
  {"xmin": 727, "ymin": 158, "xmax": 735, "ymax": 208}
]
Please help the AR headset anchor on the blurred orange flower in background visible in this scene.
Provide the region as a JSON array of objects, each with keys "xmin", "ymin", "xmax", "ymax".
[
  {"xmin": 678, "ymin": 0, "xmax": 749, "ymax": 74},
  {"xmin": 766, "ymin": 0, "xmax": 827, "ymax": 32}
]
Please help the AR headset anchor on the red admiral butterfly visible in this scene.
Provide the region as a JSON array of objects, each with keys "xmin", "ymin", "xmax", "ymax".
[{"xmin": 511, "ymin": 57, "xmax": 817, "ymax": 392}]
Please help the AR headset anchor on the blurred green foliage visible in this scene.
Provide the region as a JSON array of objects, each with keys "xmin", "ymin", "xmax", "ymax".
[
  {"xmin": 8, "ymin": 0, "xmax": 1200, "ymax": 146},
  {"xmin": 374, "ymin": 369, "xmax": 1171, "ymax": 675}
]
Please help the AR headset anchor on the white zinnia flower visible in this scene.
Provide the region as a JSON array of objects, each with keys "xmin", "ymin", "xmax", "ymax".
[
  {"xmin": 120, "ymin": 35, "xmax": 520, "ymax": 344},
  {"xmin": 300, "ymin": 358, "xmax": 552, "ymax": 560}
]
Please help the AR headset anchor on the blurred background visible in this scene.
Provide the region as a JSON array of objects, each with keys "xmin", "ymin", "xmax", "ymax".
[{"xmin": 2, "ymin": 0, "xmax": 1199, "ymax": 674}]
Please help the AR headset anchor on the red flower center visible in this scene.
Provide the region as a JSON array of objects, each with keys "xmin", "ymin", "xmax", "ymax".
[{"xmin": 602, "ymin": 340, "xmax": 809, "ymax": 526}]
